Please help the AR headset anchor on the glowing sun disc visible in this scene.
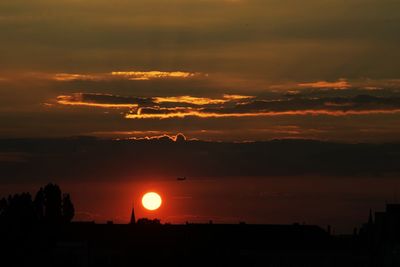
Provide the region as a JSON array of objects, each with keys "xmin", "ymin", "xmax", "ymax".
[{"xmin": 142, "ymin": 192, "xmax": 162, "ymax": 211}]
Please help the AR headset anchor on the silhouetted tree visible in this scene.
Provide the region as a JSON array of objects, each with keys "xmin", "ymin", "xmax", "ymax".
[
  {"xmin": 0, "ymin": 183, "xmax": 74, "ymax": 226},
  {"xmin": 0, "ymin": 193, "xmax": 35, "ymax": 226},
  {"xmin": 33, "ymin": 187, "xmax": 45, "ymax": 221},
  {"xmin": 43, "ymin": 183, "xmax": 62, "ymax": 223},
  {"xmin": 62, "ymin": 193, "xmax": 74, "ymax": 222}
]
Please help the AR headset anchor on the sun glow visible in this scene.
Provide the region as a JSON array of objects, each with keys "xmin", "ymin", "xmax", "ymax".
[{"xmin": 142, "ymin": 192, "xmax": 162, "ymax": 211}]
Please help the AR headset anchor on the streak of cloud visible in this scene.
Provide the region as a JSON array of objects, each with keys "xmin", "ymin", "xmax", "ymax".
[
  {"xmin": 125, "ymin": 108, "xmax": 400, "ymax": 119},
  {"xmin": 298, "ymin": 79, "xmax": 351, "ymax": 90},
  {"xmin": 56, "ymin": 93, "xmax": 149, "ymax": 108},
  {"xmin": 110, "ymin": 71, "xmax": 199, "ymax": 80},
  {"xmin": 153, "ymin": 95, "xmax": 253, "ymax": 105},
  {"xmin": 55, "ymin": 93, "xmax": 400, "ymax": 119},
  {"xmin": 24, "ymin": 71, "xmax": 203, "ymax": 82}
]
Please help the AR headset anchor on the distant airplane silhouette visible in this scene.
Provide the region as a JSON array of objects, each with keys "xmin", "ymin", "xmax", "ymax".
[{"xmin": 177, "ymin": 177, "xmax": 187, "ymax": 181}]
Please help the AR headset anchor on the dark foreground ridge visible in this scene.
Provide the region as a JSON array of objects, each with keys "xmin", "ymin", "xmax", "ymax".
[
  {"xmin": 1, "ymin": 186, "xmax": 400, "ymax": 267},
  {"xmin": 0, "ymin": 222, "xmax": 343, "ymax": 267},
  {"xmin": 1, "ymin": 214, "xmax": 399, "ymax": 267}
]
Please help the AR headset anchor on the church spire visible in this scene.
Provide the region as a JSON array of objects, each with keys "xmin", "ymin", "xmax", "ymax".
[{"xmin": 130, "ymin": 203, "xmax": 136, "ymax": 224}]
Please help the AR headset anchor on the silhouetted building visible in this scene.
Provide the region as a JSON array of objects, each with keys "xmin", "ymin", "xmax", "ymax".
[
  {"xmin": 359, "ymin": 204, "xmax": 400, "ymax": 266},
  {"xmin": 48, "ymin": 223, "xmax": 341, "ymax": 267},
  {"xmin": 2, "ymin": 186, "xmax": 400, "ymax": 267}
]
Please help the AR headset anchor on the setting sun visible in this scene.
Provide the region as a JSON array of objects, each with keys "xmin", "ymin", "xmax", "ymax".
[{"xmin": 142, "ymin": 192, "xmax": 162, "ymax": 211}]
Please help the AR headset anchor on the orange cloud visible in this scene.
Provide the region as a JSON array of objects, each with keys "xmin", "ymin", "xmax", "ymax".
[
  {"xmin": 110, "ymin": 71, "xmax": 198, "ymax": 80},
  {"xmin": 298, "ymin": 79, "xmax": 351, "ymax": 90},
  {"xmin": 127, "ymin": 133, "xmax": 186, "ymax": 142},
  {"xmin": 52, "ymin": 73, "xmax": 101, "ymax": 82},
  {"xmin": 125, "ymin": 108, "xmax": 400, "ymax": 119},
  {"xmin": 57, "ymin": 94, "xmax": 139, "ymax": 108},
  {"xmin": 29, "ymin": 70, "xmax": 202, "ymax": 82},
  {"xmin": 154, "ymin": 96, "xmax": 227, "ymax": 105},
  {"xmin": 55, "ymin": 93, "xmax": 254, "ymax": 109},
  {"xmin": 92, "ymin": 130, "xmax": 167, "ymax": 136},
  {"xmin": 222, "ymin": 94, "xmax": 254, "ymax": 101},
  {"xmin": 153, "ymin": 95, "xmax": 252, "ymax": 105},
  {"xmin": 90, "ymin": 131, "xmax": 189, "ymax": 141},
  {"xmin": 55, "ymin": 92, "xmax": 400, "ymax": 120}
]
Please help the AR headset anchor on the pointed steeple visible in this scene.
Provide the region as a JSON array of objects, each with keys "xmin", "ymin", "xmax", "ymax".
[{"xmin": 130, "ymin": 203, "xmax": 136, "ymax": 224}]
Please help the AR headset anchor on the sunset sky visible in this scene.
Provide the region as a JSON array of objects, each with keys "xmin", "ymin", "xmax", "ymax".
[
  {"xmin": 1, "ymin": 0, "xmax": 400, "ymax": 141},
  {"xmin": 1, "ymin": 0, "xmax": 400, "ymax": 234}
]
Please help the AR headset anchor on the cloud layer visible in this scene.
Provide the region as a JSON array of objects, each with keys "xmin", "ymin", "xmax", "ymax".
[
  {"xmin": 37, "ymin": 71, "xmax": 202, "ymax": 82},
  {"xmin": 55, "ymin": 92, "xmax": 400, "ymax": 119},
  {"xmin": 1, "ymin": 73, "xmax": 399, "ymax": 142}
]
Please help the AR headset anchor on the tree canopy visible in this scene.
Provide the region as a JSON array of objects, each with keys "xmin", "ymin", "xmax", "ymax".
[{"xmin": 0, "ymin": 183, "xmax": 74, "ymax": 226}]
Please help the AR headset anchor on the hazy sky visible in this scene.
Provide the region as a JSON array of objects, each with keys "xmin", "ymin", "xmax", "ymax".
[
  {"xmin": 1, "ymin": 1, "xmax": 400, "ymax": 232},
  {"xmin": 1, "ymin": 0, "xmax": 400, "ymax": 141}
]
